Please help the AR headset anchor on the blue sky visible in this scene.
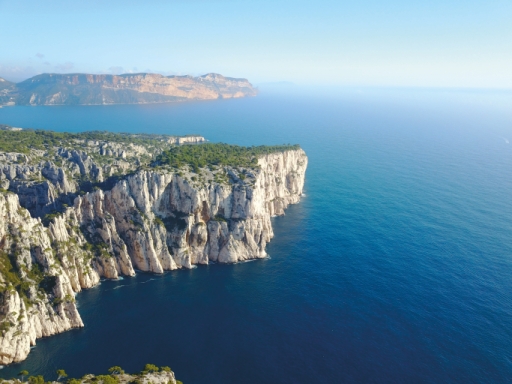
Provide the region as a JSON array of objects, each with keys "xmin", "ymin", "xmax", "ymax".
[{"xmin": 1, "ymin": 0, "xmax": 511, "ymax": 88}]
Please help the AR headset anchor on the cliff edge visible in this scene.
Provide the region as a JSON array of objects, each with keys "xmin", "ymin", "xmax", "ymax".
[{"xmin": 0, "ymin": 129, "xmax": 307, "ymax": 364}]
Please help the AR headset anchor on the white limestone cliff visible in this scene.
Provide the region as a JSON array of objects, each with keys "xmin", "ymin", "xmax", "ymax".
[
  {"xmin": 0, "ymin": 192, "xmax": 87, "ymax": 365},
  {"xmin": 0, "ymin": 148, "xmax": 307, "ymax": 365}
]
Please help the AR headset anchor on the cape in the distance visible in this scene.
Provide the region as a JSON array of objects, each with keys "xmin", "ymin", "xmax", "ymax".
[{"xmin": 0, "ymin": 73, "xmax": 257, "ymax": 106}]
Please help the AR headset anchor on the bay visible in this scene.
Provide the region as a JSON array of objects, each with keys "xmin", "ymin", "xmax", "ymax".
[{"xmin": 1, "ymin": 87, "xmax": 512, "ymax": 383}]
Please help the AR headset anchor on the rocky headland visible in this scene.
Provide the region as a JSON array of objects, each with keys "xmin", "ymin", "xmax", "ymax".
[
  {"xmin": 0, "ymin": 127, "xmax": 307, "ymax": 365},
  {"xmin": 0, "ymin": 73, "xmax": 257, "ymax": 106}
]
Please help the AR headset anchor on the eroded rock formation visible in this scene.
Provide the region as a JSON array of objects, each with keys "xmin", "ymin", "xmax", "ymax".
[{"xmin": 0, "ymin": 132, "xmax": 307, "ymax": 365}]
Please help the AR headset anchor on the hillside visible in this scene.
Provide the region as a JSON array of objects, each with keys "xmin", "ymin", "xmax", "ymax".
[
  {"xmin": 0, "ymin": 78, "xmax": 16, "ymax": 106},
  {"xmin": 0, "ymin": 78, "xmax": 15, "ymax": 90}
]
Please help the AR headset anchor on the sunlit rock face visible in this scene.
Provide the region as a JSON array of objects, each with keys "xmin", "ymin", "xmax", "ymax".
[
  {"xmin": 0, "ymin": 148, "xmax": 307, "ymax": 364},
  {"xmin": 3, "ymin": 73, "xmax": 258, "ymax": 106}
]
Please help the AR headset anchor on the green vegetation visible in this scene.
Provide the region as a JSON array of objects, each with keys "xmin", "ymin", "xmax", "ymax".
[
  {"xmin": 0, "ymin": 251, "xmax": 21, "ymax": 291},
  {"xmin": 213, "ymin": 214, "xmax": 228, "ymax": 223},
  {"xmin": 141, "ymin": 364, "xmax": 159, "ymax": 374},
  {"xmin": 91, "ymin": 376, "xmax": 118, "ymax": 384},
  {"xmin": 153, "ymin": 216, "xmax": 165, "ymax": 227},
  {"xmin": 0, "ymin": 188, "xmax": 14, "ymax": 194},
  {"xmin": 82, "ymin": 241, "xmax": 111, "ymax": 259},
  {"xmin": 57, "ymin": 370, "xmax": 68, "ymax": 381},
  {"xmin": 0, "ymin": 248, "xmax": 47, "ymax": 299},
  {"xmin": 6, "ymin": 364, "xmax": 180, "ymax": 384},
  {"xmin": 79, "ymin": 227, "xmax": 112, "ymax": 258},
  {"xmin": 27, "ymin": 376, "xmax": 44, "ymax": 384},
  {"xmin": 42, "ymin": 211, "xmax": 64, "ymax": 226},
  {"xmin": 108, "ymin": 367, "xmax": 124, "ymax": 375},
  {"xmin": 0, "ymin": 129, "xmax": 196, "ymax": 154},
  {"xmin": 18, "ymin": 371, "xmax": 29, "ymax": 381},
  {"xmin": 155, "ymin": 143, "xmax": 300, "ymax": 170},
  {"xmin": 50, "ymin": 293, "xmax": 75, "ymax": 307}
]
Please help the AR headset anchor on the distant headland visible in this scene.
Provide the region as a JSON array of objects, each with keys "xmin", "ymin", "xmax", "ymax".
[{"xmin": 0, "ymin": 73, "xmax": 257, "ymax": 106}]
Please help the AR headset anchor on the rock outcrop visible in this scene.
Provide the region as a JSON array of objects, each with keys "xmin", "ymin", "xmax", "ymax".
[
  {"xmin": 0, "ymin": 131, "xmax": 206, "ymax": 216},
  {"xmin": 0, "ymin": 192, "xmax": 88, "ymax": 365},
  {"xmin": 1, "ymin": 73, "xmax": 257, "ymax": 106},
  {"xmin": 0, "ymin": 131, "xmax": 307, "ymax": 365},
  {"xmin": 1, "ymin": 366, "xmax": 178, "ymax": 384}
]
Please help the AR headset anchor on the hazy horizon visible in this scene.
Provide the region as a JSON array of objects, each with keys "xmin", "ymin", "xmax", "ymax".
[
  {"xmin": 3, "ymin": 73, "xmax": 512, "ymax": 94},
  {"xmin": 1, "ymin": 0, "xmax": 511, "ymax": 89}
]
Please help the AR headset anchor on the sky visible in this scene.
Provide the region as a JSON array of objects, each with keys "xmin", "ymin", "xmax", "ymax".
[{"xmin": 0, "ymin": 0, "xmax": 511, "ymax": 88}]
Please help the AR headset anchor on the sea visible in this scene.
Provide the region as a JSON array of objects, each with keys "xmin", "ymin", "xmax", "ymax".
[{"xmin": 0, "ymin": 86, "xmax": 511, "ymax": 383}]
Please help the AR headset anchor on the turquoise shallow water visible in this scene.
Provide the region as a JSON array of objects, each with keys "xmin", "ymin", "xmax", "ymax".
[{"xmin": 0, "ymin": 87, "xmax": 512, "ymax": 383}]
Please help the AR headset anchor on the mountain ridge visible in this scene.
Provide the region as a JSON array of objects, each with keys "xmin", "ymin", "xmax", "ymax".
[{"xmin": 0, "ymin": 72, "xmax": 257, "ymax": 106}]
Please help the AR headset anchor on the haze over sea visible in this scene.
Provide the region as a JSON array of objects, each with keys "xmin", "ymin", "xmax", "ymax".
[{"xmin": 0, "ymin": 87, "xmax": 512, "ymax": 383}]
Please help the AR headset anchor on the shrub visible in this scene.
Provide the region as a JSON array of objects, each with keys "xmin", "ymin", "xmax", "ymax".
[
  {"xmin": 108, "ymin": 367, "xmax": 124, "ymax": 375},
  {"xmin": 213, "ymin": 214, "xmax": 227, "ymax": 223},
  {"xmin": 18, "ymin": 370, "xmax": 29, "ymax": 381},
  {"xmin": 95, "ymin": 375, "xmax": 118, "ymax": 384},
  {"xmin": 28, "ymin": 376, "xmax": 45, "ymax": 384},
  {"xmin": 57, "ymin": 369, "xmax": 68, "ymax": 381},
  {"xmin": 142, "ymin": 364, "xmax": 159, "ymax": 374}
]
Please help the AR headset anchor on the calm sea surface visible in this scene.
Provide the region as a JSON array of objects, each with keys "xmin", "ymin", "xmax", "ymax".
[{"xmin": 0, "ymin": 87, "xmax": 512, "ymax": 383}]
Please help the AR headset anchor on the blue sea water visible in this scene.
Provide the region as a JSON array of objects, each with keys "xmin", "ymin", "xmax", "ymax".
[{"xmin": 0, "ymin": 87, "xmax": 512, "ymax": 383}]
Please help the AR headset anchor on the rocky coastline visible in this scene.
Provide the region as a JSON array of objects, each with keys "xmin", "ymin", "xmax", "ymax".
[
  {"xmin": 1, "ymin": 365, "xmax": 180, "ymax": 384},
  {"xmin": 0, "ymin": 73, "xmax": 257, "ymax": 106},
  {"xmin": 0, "ymin": 129, "xmax": 307, "ymax": 365}
]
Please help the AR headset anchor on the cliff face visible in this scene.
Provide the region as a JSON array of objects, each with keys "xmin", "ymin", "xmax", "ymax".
[
  {"xmin": 0, "ymin": 138, "xmax": 307, "ymax": 364},
  {"xmin": 71, "ymin": 149, "xmax": 306, "ymax": 272},
  {"xmin": 0, "ymin": 132, "xmax": 207, "ymax": 217},
  {"xmin": 0, "ymin": 192, "xmax": 87, "ymax": 365},
  {"xmin": 2, "ymin": 73, "xmax": 257, "ymax": 106}
]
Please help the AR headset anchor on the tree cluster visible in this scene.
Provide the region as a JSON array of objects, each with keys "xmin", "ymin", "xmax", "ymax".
[
  {"xmin": 0, "ymin": 129, "xmax": 189, "ymax": 154},
  {"xmin": 155, "ymin": 142, "xmax": 300, "ymax": 171}
]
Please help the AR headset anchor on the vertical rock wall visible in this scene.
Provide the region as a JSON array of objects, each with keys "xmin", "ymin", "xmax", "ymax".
[{"xmin": 0, "ymin": 148, "xmax": 307, "ymax": 364}]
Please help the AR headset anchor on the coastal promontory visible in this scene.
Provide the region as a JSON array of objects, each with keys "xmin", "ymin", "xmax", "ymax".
[
  {"xmin": 0, "ymin": 127, "xmax": 307, "ymax": 364},
  {"xmin": 0, "ymin": 73, "xmax": 257, "ymax": 106}
]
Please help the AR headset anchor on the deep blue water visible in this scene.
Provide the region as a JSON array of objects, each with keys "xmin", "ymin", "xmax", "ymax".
[{"xmin": 1, "ymin": 87, "xmax": 512, "ymax": 383}]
